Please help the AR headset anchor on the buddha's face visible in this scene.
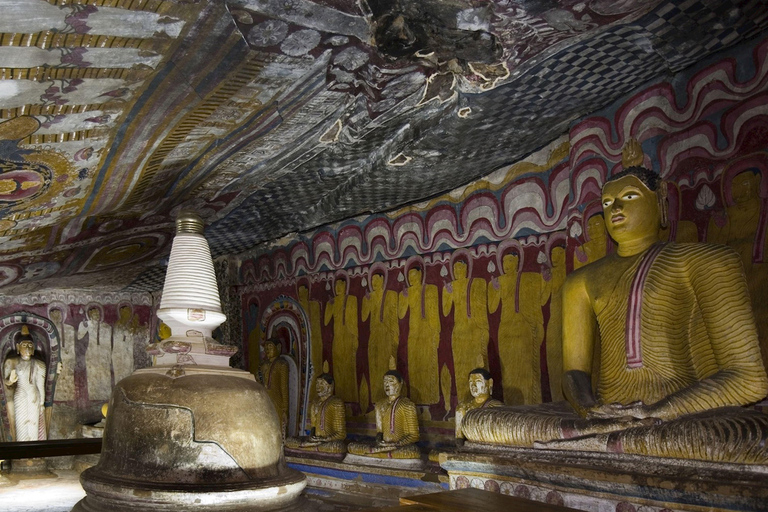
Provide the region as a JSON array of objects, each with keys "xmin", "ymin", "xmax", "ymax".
[
  {"xmin": 17, "ymin": 340, "xmax": 34, "ymax": 360},
  {"xmin": 119, "ymin": 306, "xmax": 131, "ymax": 322},
  {"xmin": 264, "ymin": 342, "xmax": 279, "ymax": 360},
  {"xmin": 316, "ymin": 378, "xmax": 332, "ymax": 399},
  {"xmin": 586, "ymin": 214, "xmax": 606, "ymax": 242},
  {"xmin": 601, "ymin": 175, "xmax": 660, "ymax": 244},
  {"xmin": 502, "ymin": 253, "xmax": 518, "ymax": 274},
  {"xmin": 407, "ymin": 268, "xmax": 422, "ymax": 286},
  {"xmin": 50, "ymin": 309, "xmax": 62, "ymax": 323},
  {"xmin": 469, "ymin": 373, "xmax": 491, "ymax": 398},
  {"xmin": 551, "ymin": 247, "xmax": 565, "ymax": 268},
  {"xmin": 731, "ymin": 171, "xmax": 760, "ymax": 205},
  {"xmin": 383, "ymin": 375, "xmax": 402, "ymax": 397},
  {"xmin": 371, "ymin": 273, "xmax": 384, "ymax": 291},
  {"xmin": 453, "ymin": 260, "xmax": 467, "ymax": 280},
  {"xmin": 335, "ymin": 279, "xmax": 346, "ymax": 296},
  {"xmin": 88, "ymin": 308, "xmax": 100, "ymax": 322},
  {"xmin": 297, "ymin": 285, "xmax": 308, "ymax": 301}
]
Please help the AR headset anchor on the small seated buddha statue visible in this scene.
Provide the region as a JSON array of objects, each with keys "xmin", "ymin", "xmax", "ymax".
[
  {"xmin": 285, "ymin": 372, "xmax": 347, "ymax": 454},
  {"xmin": 347, "ymin": 370, "xmax": 420, "ymax": 459},
  {"xmin": 461, "ymin": 166, "xmax": 768, "ymax": 464},
  {"xmin": 454, "ymin": 368, "xmax": 502, "ymax": 445}
]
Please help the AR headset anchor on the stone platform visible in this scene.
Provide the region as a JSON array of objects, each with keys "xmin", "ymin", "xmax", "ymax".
[
  {"xmin": 286, "ymin": 455, "xmax": 448, "ymax": 500},
  {"xmin": 439, "ymin": 445, "xmax": 768, "ymax": 512}
]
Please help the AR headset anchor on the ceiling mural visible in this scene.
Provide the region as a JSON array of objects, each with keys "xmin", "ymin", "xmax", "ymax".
[{"xmin": 0, "ymin": 0, "xmax": 765, "ymax": 293}]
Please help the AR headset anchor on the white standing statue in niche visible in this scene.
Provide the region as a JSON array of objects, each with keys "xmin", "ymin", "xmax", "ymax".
[{"xmin": 2, "ymin": 325, "xmax": 47, "ymax": 441}]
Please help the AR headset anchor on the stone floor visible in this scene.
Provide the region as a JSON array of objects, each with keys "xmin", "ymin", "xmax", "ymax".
[{"xmin": 0, "ymin": 469, "xmax": 397, "ymax": 512}]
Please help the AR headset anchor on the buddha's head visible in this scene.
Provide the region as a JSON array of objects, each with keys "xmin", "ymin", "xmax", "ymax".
[
  {"xmin": 468, "ymin": 368, "xmax": 493, "ymax": 399},
  {"xmin": 585, "ymin": 214, "xmax": 606, "ymax": 242},
  {"xmin": 453, "ymin": 260, "xmax": 468, "ymax": 280},
  {"xmin": 264, "ymin": 339, "xmax": 281, "ymax": 360},
  {"xmin": 551, "ymin": 246, "xmax": 565, "ymax": 268},
  {"xmin": 502, "ymin": 253, "xmax": 519, "ymax": 275},
  {"xmin": 383, "ymin": 370, "xmax": 404, "ymax": 398},
  {"xmin": 119, "ymin": 305, "xmax": 131, "ymax": 322},
  {"xmin": 88, "ymin": 307, "xmax": 100, "ymax": 322},
  {"xmin": 731, "ymin": 170, "xmax": 760, "ymax": 205},
  {"xmin": 297, "ymin": 284, "xmax": 309, "ymax": 301},
  {"xmin": 334, "ymin": 278, "xmax": 346, "ymax": 296},
  {"xmin": 15, "ymin": 326, "xmax": 35, "ymax": 360},
  {"xmin": 316, "ymin": 374, "xmax": 334, "ymax": 399},
  {"xmin": 49, "ymin": 308, "xmax": 62, "ymax": 324},
  {"xmin": 371, "ymin": 272, "xmax": 384, "ymax": 291},
  {"xmin": 601, "ymin": 167, "xmax": 662, "ymax": 245},
  {"xmin": 407, "ymin": 267, "xmax": 422, "ymax": 286}
]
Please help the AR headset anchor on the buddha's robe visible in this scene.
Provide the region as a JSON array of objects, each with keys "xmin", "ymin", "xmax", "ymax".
[
  {"xmin": 443, "ymin": 277, "xmax": 490, "ymax": 402},
  {"xmin": 325, "ymin": 296, "xmax": 359, "ymax": 403},
  {"xmin": 362, "ymin": 289, "xmax": 399, "ymax": 403},
  {"xmin": 285, "ymin": 395, "xmax": 346, "ymax": 453},
  {"xmin": 463, "ymin": 244, "xmax": 768, "ymax": 463},
  {"xmin": 399, "ymin": 285, "xmax": 440, "ymax": 404},
  {"xmin": 259, "ymin": 357, "xmax": 289, "ymax": 435},
  {"xmin": 348, "ymin": 396, "xmax": 420, "ymax": 459}
]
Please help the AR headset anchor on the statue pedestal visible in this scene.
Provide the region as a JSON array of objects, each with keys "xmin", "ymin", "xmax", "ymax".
[
  {"xmin": 343, "ymin": 453, "xmax": 426, "ymax": 470},
  {"xmin": 287, "ymin": 454, "xmax": 446, "ymax": 501},
  {"xmin": 439, "ymin": 446, "xmax": 768, "ymax": 511},
  {"xmin": 11, "ymin": 458, "xmax": 54, "ymax": 478}
]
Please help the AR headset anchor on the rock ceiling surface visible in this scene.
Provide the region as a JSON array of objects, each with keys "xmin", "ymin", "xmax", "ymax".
[{"xmin": 0, "ymin": 0, "xmax": 766, "ymax": 294}]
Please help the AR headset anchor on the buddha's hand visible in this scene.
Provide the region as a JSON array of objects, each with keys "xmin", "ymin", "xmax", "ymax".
[
  {"xmin": 445, "ymin": 282, "xmax": 453, "ymax": 293},
  {"xmin": 8, "ymin": 369, "xmax": 18, "ymax": 385}
]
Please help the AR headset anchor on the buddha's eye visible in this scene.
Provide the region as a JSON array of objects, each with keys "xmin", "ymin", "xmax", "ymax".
[
  {"xmin": 623, "ymin": 192, "xmax": 639, "ymax": 200},
  {"xmin": 602, "ymin": 199, "xmax": 612, "ymax": 208}
]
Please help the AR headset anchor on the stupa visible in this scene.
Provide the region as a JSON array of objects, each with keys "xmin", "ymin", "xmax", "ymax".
[{"xmin": 73, "ymin": 211, "xmax": 307, "ymax": 512}]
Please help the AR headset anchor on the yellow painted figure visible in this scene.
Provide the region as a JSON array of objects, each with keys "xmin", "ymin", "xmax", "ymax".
[
  {"xmin": 361, "ymin": 272, "xmax": 399, "ymax": 403},
  {"xmin": 285, "ymin": 373, "xmax": 346, "ymax": 454},
  {"xmin": 398, "ymin": 267, "xmax": 440, "ymax": 404},
  {"xmin": 454, "ymin": 368, "xmax": 502, "ymax": 442},
  {"xmin": 347, "ymin": 371, "xmax": 420, "ymax": 459},
  {"xmin": 324, "ymin": 278, "xmax": 359, "ymax": 403},
  {"xmin": 442, "ymin": 259, "xmax": 489, "ymax": 402},
  {"xmin": 462, "ymin": 167, "xmax": 768, "ymax": 464},
  {"xmin": 258, "ymin": 339, "xmax": 290, "ymax": 436},
  {"xmin": 573, "ymin": 214, "xmax": 608, "ymax": 270},
  {"xmin": 708, "ymin": 169, "xmax": 768, "ymax": 369},
  {"xmin": 543, "ymin": 246, "xmax": 566, "ymax": 402},
  {"xmin": 298, "ymin": 283, "xmax": 324, "ymax": 401},
  {"xmin": 488, "ymin": 253, "xmax": 541, "ymax": 405}
]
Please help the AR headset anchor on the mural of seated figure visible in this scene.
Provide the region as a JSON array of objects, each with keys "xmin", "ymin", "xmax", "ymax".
[
  {"xmin": 454, "ymin": 368, "xmax": 502, "ymax": 445},
  {"xmin": 461, "ymin": 167, "xmax": 768, "ymax": 464},
  {"xmin": 285, "ymin": 371, "xmax": 347, "ymax": 455},
  {"xmin": 347, "ymin": 368, "xmax": 421, "ymax": 463}
]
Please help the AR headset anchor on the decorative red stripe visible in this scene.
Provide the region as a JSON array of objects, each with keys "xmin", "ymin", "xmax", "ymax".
[{"xmin": 625, "ymin": 244, "xmax": 665, "ymax": 368}]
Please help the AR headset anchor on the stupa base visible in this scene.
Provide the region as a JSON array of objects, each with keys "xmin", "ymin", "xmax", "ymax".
[{"xmin": 73, "ymin": 468, "xmax": 308, "ymax": 512}]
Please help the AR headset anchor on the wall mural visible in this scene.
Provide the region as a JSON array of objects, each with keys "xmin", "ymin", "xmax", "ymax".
[
  {"xmin": 0, "ymin": 299, "xmax": 153, "ymax": 442},
  {"xmin": 240, "ymin": 35, "xmax": 768, "ymax": 440}
]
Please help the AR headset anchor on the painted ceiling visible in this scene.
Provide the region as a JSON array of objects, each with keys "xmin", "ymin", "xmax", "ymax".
[{"xmin": 0, "ymin": 0, "xmax": 766, "ymax": 294}]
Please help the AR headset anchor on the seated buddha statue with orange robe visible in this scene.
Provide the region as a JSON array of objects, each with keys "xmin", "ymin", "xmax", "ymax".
[
  {"xmin": 461, "ymin": 167, "xmax": 768, "ymax": 464},
  {"xmin": 285, "ymin": 373, "xmax": 346, "ymax": 454},
  {"xmin": 347, "ymin": 370, "xmax": 420, "ymax": 459}
]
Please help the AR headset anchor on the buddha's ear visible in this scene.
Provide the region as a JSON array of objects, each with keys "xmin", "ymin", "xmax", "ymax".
[
  {"xmin": 657, "ymin": 180, "xmax": 669, "ymax": 229},
  {"xmin": 488, "ymin": 378, "xmax": 493, "ymax": 392}
]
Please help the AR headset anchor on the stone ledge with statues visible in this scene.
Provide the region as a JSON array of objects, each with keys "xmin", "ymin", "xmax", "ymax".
[
  {"xmin": 438, "ymin": 446, "xmax": 768, "ymax": 512},
  {"xmin": 286, "ymin": 455, "xmax": 447, "ymax": 501}
]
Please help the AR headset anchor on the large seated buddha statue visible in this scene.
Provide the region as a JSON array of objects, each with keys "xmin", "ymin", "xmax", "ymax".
[
  {"xmin": 285, "ymin": 372, "xmax": 347, "ymax": 455},
  {"xmin": 347, "ymin": 369, "xmax": 421, "ymax": 460},
  {"xmin": 461, "ymin": 167, "xmax": 768, "ymax": 464}
]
